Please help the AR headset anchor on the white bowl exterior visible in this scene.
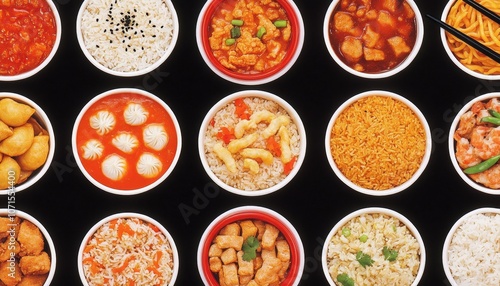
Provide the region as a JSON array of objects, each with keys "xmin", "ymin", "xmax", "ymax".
[
  {"xmin": 440, "ymin": 1, "xmax": 500, "ymax": 80},
  {"xmin": 198, "ymin": 90, "xmax": 307, "ymax": 196},
  {"xmin": 323, "ymin": 0, "xmax": 424, "ymax": 79},
  {"xmin": 77, "ymin": 212, "xmax": 179, "ymax": 286},
  {"xmin": 71, "ymin": 88, "xmax": 182, "ymax": 195},
  {"xmin": 325, "ymin": 90, "xmax": 432, "ymax": 196},
  {"xmin": 321, "ymin": 207, "xmax": 426, "ymax": 286},
  {"xmin": 0, "ymin": 209, "xmax": 57, "ymax": 286},
  {"xmin": 0, "ymin": 0, "xmax": 62, "ymax": 81},
  {"xmin": 0, "ymin": 93, "xmax": 56, "ymax": 194},
  {"xmin": 196, "ymin": 0, "xmax": 305, "ymax": 85},
  {"xmin": 442, "ymin": 207, "xmax": 500, "ymax": 286},
  {"xmin": 448, "ymin": 92, "xmax": 500, "ymax": 195},
  {"xmin": 76, "ymin": 0, "xmax": 179, "ymax": 77},
  {"xmin": 197, "ymin": 205, "xmax": 305, "ymax": 286}
]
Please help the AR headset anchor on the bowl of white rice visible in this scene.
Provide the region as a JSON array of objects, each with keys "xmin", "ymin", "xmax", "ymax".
[
  {"xmin": 78, "ymin": 212, "xmax": 179, "ymax": 286},
  {"xmin": 322, "ymin": 207, "xmax": 426, "ymax": 286},
  {"xmin": 76, "ymin": 0, "xmax": 179, "ymax": 77},
  {"xmin": 198, "ymin": 90, "xmax": 306, "ymax": 196},
  {"xmin": 442, "ymin": 207, "xmax": 500, "ymax": 286}
]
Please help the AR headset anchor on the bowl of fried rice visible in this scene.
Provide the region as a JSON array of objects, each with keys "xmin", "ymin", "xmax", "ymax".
[
  {"xmin": 198, "ymin": 90, "xmax": 306, "ymax": 196},
  {"xmin": 77, "ymin": 212, "xmax": 179, "ymax": 285}
]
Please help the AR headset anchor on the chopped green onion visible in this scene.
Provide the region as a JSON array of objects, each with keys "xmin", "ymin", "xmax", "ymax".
[
  {"xmin": 341, "ymin": 227, "xmax": 351, "ymax": 237},
  {"xmin": 225, "ymin": 38, "xmax": 236, "ymax": 46},
  {"xmin": 257, "ymin": 26, "xmax": 266, "ymax": 39},
  {"xmin": 359, "ymin": 234, "xmax": 368, "ymax": 243},
  {"xmin": 230, "ymin": 26, "xmax": 241, "ymax": 38},
  {"xmin": 231, "ymin": 19, "xmax": 244, "ymax": 26},
  {"xmin": 274, "ymin": 20, "xmax": 287, "ymax": 28}
]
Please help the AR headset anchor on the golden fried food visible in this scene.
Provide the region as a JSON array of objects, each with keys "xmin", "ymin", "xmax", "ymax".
[
  {"xmin": 0, "ymin": 99, "xmax": 35, "ymax": 127},
  {"xmin": 0, "ymin": 157, "xmax": 21, "ymax": 189},
  {"xmin": 0, "ymin": 261, "xmax": 21, "ymax": 286},
  {"xmin": 17, "ymin": 274, "xmax": 48, "ymax": 286},
  {"xmin": 0, "ymin": 121, "xmax": 12, "ymax": 141},
  {"xmin": 19, "ymin": 252, "xmax": 50, "ymax": 276},
  {"xmin": 16, "ymin": 135, "xmax": 50, "ymax": 171},
  {"xmin": 17, "ymin": 221, "xmax": 44, "ymax": 256},
  {"xmin": 0, "ymin": 123, "xmax": 34, "ymax": 157}
]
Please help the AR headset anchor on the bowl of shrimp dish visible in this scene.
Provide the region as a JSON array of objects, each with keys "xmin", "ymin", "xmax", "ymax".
[
  {"xmin": 450, "ymin": 93, "xmax": 500, "ymax": 195},
  {"xmin": 72, "ymin": 88, "xmax": 182, "ymax": 195},
  {"xmin": 198, "ymin": 90, "xmax": 306, "ymax": 196},
  {"xmin": 197, "ymin": 205, "xmax": 305, "ymax": 286},
  {"xmin": 196, "ymin": 0, "xmax": 305, "ymax": 85},
  {"xmin": 0, "ymin": 209, "xmax": 57, "ymax": 285}
]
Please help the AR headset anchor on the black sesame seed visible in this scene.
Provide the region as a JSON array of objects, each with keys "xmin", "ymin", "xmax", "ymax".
[
  {"xmin": 96, "ymin": 45, "xmax": 100, "ymax": 48},
  {"xmin": 96, "ymin": 18, "xmax": 99, "ymax": 22},
  {"xmin": 152, "ymin": 35, "xmax": 156, "ymax": 38}
]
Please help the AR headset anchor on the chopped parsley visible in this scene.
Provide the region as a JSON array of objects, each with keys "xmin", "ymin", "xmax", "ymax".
[
  {"xmin": 242, "ymin": 236, "xmax": 260, "ymax": 261},
  {"xmin": 383, "ymin": 246, "xmax": 398, "ymax": 261},
  {"xmin": 337, "ymin": 273, "xmax": 355, "ymax": 286},
  {"xmin": 356, "ymin": 251, "xmax": 374, "ymax": 268}
]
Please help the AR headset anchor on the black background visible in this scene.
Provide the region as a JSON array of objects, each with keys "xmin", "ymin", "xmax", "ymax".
[{"xmin": 1, "ymin": 0, "xmax": 500, "ymax": 285}]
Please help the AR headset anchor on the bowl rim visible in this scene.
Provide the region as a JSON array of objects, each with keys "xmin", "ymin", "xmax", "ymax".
[
  {"xmin": 197, "ymin": 205, "xmax": 305, "ymax": 286},
  {"xmin": 0, "ymin": 209, "xmax": 57, "ymax": 286},
  {"xmin": 448, "ymin": 92, "xmax": 500, "ymax": 195},
  {"xmin": 441, "ymin": 207, "xmax": 500, "ymax": 286},
  {"xmin": 71, "ymin": 87, "xmax": 182, "ymax": 195},
  {"xmin": 440, "ymin": 1, "xmax": 500, "ymax": 80},
  {"xmin": 196, "ymin": 0, "xmax": 305, "ymax": 85},
  {"xmin": 325, "ymin": 90, "xmax": 432, "ymax": 196},
  {"xmin": 323, "ymin": 0, "xmax": 424, "ymax": 79},
  {"xmin": 0, "ymin": 92, "xmax": 56, "ymax": 194},
  {"xmin": 77, "ymin": 212, "xmax": 179, "ymax": 286},
  {"xmin": 0, "ymin": 0, "xmax": 62, "ymax": 81},
  {"xmin": 321, "ymin": 207, "xmax": 426, "ymax": 286},
  {"xmin": 75, "ymin": 0, "xmax": 179, "ymax": 77},
  {"xmin": 198, "ymin": 89, "xmax": 307, "ymax": 196}
]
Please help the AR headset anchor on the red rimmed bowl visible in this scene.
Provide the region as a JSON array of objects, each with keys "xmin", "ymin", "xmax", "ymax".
[
  {"xmin": 197, "ymin": 206, "xmax": 304, "ymax": 285},
  {"xmin": 196, "ymin": 0, "xmax": 305, "ymax": 85}
]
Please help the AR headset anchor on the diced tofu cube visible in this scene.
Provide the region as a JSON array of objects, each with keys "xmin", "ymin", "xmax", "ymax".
[
  {"xmin": 240, "ymin": 220, "xmax": 258, "ymax": 241},
  {"xmin": 334, "ymin": 12, "xmax": 354, "ymax": 33},
  {"xmin": 362, "ymin": 25, "xmax": 380, "ymax": 48},
  {"xmin": 364, "ymin": 47, "xmax": 385, "ymax": 61},
  {"xmin": 366, "ymin": 9, "xmax": 378, "ymax": 20},
  {"xmin": 209, "ymin": 257, "xmax": 222, "ymax": 272},
  {"xmin": 209, "ymin": 243, "xmax": 223, "ymax": 257},
  {"xmin": 378, "ymin": 10, "xmax": 395, "ymax": 28},
  {"xmin": 382, "ymin": 0, "xmax": 397, "ymax": 12},
  {"xmin": 237, "ymin": 251, "xmax": 254, "ymax": 276},
  {"xmin": 221, "ymin": 248, "xmax": 238, "ymax": 264},
  {"xmin": 219, "ymin": 223, "xmax": 241, "ymax": 236},
  {"xmin": 261, "ymin": 224, "xmax": 280, "ymax": 250},
  {"xmin": 387, "ymin": 36, "xmax": 411, "ymax": 57},
  {"xmin": 340, "ymin": 37, "xmax": 363, "ymax": 62},
  {"xmin": 221, "ymin": 263, "xmax": 239, "ymax": 286},
  {"xmin": 215, "ymin": 235, "xmax": 244, "ymax": 250}
]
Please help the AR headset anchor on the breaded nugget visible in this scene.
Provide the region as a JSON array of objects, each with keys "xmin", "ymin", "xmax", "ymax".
[
  {"xmin": 17, "ymin": 221, "xmax": 44, "ymax": 256},
  {"xmin": 0, "ymin": 239, "xmax": 20, "ymax": 262},
  {"xmin": 17, "ymin": 274, "xmax": 47, "ymax": 286},
  {"xmin": 0, "ymin": 261, "xmax": 22, "ymax": 286},
  {"xmin": 19, "ymin": 252, "xmax": 51, "ymax": 276},
  {"xmin": 0, "ymin": 217, "xmax": 19, "ymax": 240}
]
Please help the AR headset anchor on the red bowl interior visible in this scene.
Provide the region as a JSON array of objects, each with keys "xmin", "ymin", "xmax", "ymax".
[
  {"xmin": 201, "ymin": 210, "xmax": 302, "ymax": 285},
  {"xmin": 200, "ymin": 0, "xmax": 302, "ymax": 81}
]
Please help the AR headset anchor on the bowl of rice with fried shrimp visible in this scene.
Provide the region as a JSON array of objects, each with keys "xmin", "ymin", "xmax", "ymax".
[{"xmin": 198, "ymin": 90, "xmax": 306, "ymax": 196}]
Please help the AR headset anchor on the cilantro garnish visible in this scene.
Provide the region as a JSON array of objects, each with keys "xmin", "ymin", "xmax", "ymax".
[
  {"xmin": 242, "ymin": 236, "xmax": 260, "ymax": 261},
  {"xmin": 337, "ymin": 273, "xmax": 354, "ymax": 286},
  {"xmin": 355, "ymin": 251, "xmax": 374, "ymax": 268},
  {"xmin": 382, "ymin": 246, "xmax": 398, "ymax": 262}
]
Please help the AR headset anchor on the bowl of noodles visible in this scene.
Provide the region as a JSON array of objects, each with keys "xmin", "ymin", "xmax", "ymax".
[
  {"xmin": 441, "ymin": 0, "xmax": 500, "ymax": 80},
  {"xmin": 449, "ymin": 92, "xmax": 500, "ymax": 195},
  {"xmin": 78, "ymin": 212, "xmax": 179, "ymax": 286},
  {"xmin": 325, "ymin": 90, "xmax": 432, "ymax": 196},
  {"xmin": 72, "ymin": 88, "xmax": 182, "ymax": 195},
  {"xmin": 198, "ymin": 90, "xmax": 306, "ymax": 196}
]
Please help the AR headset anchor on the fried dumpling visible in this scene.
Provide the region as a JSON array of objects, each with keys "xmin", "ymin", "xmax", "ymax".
[
  {"xmin": 0, "ymin": 121, "xmax": 13, "ymax": 141},
  {"xmin": 101, "ymin": 154, "xmax": 127, "ymax": 181},
  {"xmin": 82, "ymin": 139, "xmax": 104, "ymax": 160},
  {"xmin": 90, "ymin": 110, "xmax": 116, "ymax": 135},
  {"xmin": 136, "ymin": 153, "xmax": 163, "ymax": 178},
  {"xmin": 124, "ymin": 103, "xmax": 149, "ymax": 126},
  {"xmin": 0, "ymin": 98, "xmax": 35, "ymax": 127},
  {"xmin": 143, "ymin": 123, "xmax": 169, "ymax": 151},
  {"xmin": 112, "ymin": 133, "xmax": 139, "ymax": 154},
  {"xmin": 0, "ymin": 156, "xmax": 21, "ymax": 189},
  {"xmin": 0, "ymin": 123, "xmax": 34, "ymax": 157},
  {"xmin": 16, "ymin": 135, "xmax": 50, "ymax": 171}
]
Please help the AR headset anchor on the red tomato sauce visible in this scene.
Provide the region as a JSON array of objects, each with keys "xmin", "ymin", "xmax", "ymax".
[
  {"xmin": 0, "ymin": 0, "xmax": 57, "ymax": 76},
  {"xmin": 76, "ymin": 92, "xmax": 178, "ymax": 191}
]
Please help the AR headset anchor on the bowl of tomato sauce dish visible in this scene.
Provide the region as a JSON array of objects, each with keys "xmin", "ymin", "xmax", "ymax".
[
  {"xmin": 196, "ymin": 0, "xmax": 305, "ymax": 85},
  {"xmin": 323, "ymin": 0, "xmax": 423, "ymax": 79},
  {"xmin": 72, "ymin": 88, "xmax": 182, "ymax": 195},
  {"xmin": 0, "ymin": 0, "xmax": 61, "ymax": 81}
]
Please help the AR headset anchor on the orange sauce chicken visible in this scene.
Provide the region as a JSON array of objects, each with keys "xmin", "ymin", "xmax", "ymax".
[{"xmin": 328, "ymin": 0, "xmax": 417, "ymax": 73}]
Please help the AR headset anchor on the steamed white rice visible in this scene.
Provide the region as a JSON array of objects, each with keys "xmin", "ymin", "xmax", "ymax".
[
  {"xmin": 447, "ymin": 212, "xmax": 500, "ymax": 286},
  {"xmin": 80, "ymin": 0, "xmax": 174, "ymax": 72}
]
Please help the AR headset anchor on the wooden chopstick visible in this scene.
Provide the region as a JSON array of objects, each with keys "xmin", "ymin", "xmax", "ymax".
[
  {"xmin": 463, "ymin": 0, "xmax": 500, "ymax": 25},
  {"xmin": 426, "ymin": 14, "xmax": 500, "ymax": 64}
]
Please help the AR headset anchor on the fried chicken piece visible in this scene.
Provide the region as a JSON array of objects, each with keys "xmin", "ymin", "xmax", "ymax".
[
  {"xmin": 0, "ymin": 217, "xmax": 20, "ymax": 240},
  {"xmin": 17, "ymin": 274, "xmax": 48, "ymax": 286},
  {"xmin": 19, "ymin": 252, "xmax": 50, "ymax": 276},
  {"xmin": 17, "ymin": 221, "xmax": 44, "ymax": 256},
  {"xmin": 0, "ymin": 239, "xmax": 20, "ymax": 262},
  {"xmin": 0, "ymin": 261, "xmax": 22, "ymax": 286}
]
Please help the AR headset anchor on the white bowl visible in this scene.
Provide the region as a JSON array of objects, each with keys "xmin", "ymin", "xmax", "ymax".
[
  {"xmin": 76, "ymin": 0, "xmax": 179, "ymax": 77},
  {"xmin": 322, "ymin": 207, "xmax": 426, "ymax": 286},
  {"xmin": 78, "ymin": 212, "xmax": 179, "ymax": 286},
  {"xmin": 440, "ymin": 1, "xmax": 500, "ymax": 80},
  {"xmin": 0, "ymin": 92, "xmax": 56, "ymax": 194},
  {"xmin": 72, "ymin": 88, "xmax": 182, "ymax": 195},
  {"xmin": 196, "ymin": 0, "xmax": 305, "ymax": 85},
  {"xmin": 0, "ymin": 209, "xmax": 57, "ymax": 285},
  {"xmin": 198, "ymin": 90, "xmax": 306, "ymax": 196},
  {"xmin": 442, "ymin": 207, "xmax": 500, "ymax": 286},
  {"xmin": 197, "ymin": 205, "xmax": 304, "ymax": 286},
  {"xmin": 325, "ymin": 90, "xmax": 432, "ymax": 196},
  {"xmin": 323, "ymin": 0, "xmax": 424, "ymax": 79},
  {"xmin": 448, "ymin": 92, "xmax": 500, "ymax": 195},
  {"xmin": 0, "ymin": 0, "xmax": 61, "ymax": 81}
]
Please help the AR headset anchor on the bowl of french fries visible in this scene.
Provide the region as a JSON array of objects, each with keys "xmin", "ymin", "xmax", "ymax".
[{"xmin": 197, "ymin": 205, "xmax": 305, "ymax": 285}]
